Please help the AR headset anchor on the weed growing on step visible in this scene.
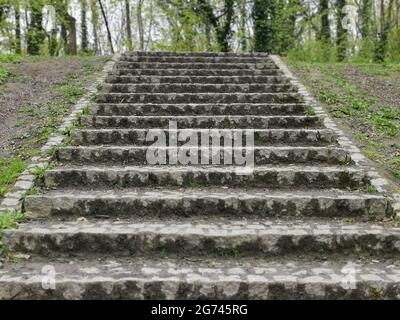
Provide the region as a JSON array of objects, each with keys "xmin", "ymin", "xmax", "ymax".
[
  {"xmin": 33, "ymin": 163, "xmax": 56, "ymax": 181},
  {"xmin": 0, "ymin": 211, "xmax": 27, "ymax": 256},
  {"xmin": 0, "ymin": 158, "xmax": 27, "ymax": 197},
  {"xmin": 367, "ymin": 285, "xmax": 384, "ymax": 299}
]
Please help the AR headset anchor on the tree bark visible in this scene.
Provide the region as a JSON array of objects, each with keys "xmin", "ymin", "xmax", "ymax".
[
  {"xmin": 98, "ymin": 0, "xmax": 114, "ymax": 54},
  {"xmin": 14, "ymin": 1, "xmax": 22, "ymax": 54},
  {"xmin": 125, "ymin": 0, "xmax": 133, "ymax": 51},
  {"xmin": 137, "ymin": 0, "xmax": 144, "ymax": 51},
  {"xmin": 68, "ymin": 15, "xmax": 78, "ymax": 55}
]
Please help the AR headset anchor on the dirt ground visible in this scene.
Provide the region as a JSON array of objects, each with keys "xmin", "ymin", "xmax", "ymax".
[
  {"xmin": 0, "ymin": 56, "xmax": 106, "ymax": 158},
  {"xmin": 286, "ymin": 61, "xmax": 400, "ymax": 187}
]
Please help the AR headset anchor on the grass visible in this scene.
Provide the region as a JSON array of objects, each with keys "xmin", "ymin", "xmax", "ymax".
[
  {"xmin": 0, "ymin": 210, "xmax": 26, "ymax": 255},
  {"xmin": 0, "ymin": 56, "xmax": 105, "ymax": 200},
  {"xmin": 0, "ymin": 158, "xmax": 27, "ymax": 197},
  {"xmin": 0, "ymin": 67, "xmax": 8, "ymax": 85},
  {"xmin": 285, "ymin": 60, "xmax": 400, "ymax": 184}
]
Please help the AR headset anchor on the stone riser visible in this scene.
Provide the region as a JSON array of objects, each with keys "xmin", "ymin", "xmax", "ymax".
[
  {"xmin": 114, "ymin": 62, "xmax": 279, "ymax": 70},
  {"xmin": 116, "ymin": 69, "xmax": 282, "ymax": 76},
  {"xmin": 95, "ymin": 93, "xmax": 302, "ymax": 104},
  {"xmin": 100, "ymin": 83, "xmax": 297, "ymax": 94},
  {"xmin": 119, "ymin": 56, "xmax": 273, "ymax": 63},
  {"xmin": 105, "ymin": 75, "xmax": 290, "ymax": 84},
  {"xmin": 90, "ymin": 103, "xmax": 308, "ymax": 116},
  {"xmin": 127, "ymin": 51, "xmax": 270, "ymax": 57},
  {"xmin": 4, "ymin": 221, "xmax": 400, "ymax": 258},
  {"xmin": 43, "ymin": 167, "xmax": 370, "ymax": 190},
  {"xmin": 57, "ymin": 146, "xmax": 352, "ymax": 166},
  {"xmin": 24, "ymin": 191, "xmax": 390, "ymax": 219},
  {"xmin": 71, "ymin": 129, "xmax": 337, "ymax": 146},
  {"xmin": 81, "ymin": 115, "xmax": 321, "ymax": 129}
]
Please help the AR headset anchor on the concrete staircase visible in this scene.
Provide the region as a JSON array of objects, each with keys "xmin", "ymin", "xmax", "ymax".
[{"xmin": 1, "ymin": 52, "xmax": 399, "ymax": 300}]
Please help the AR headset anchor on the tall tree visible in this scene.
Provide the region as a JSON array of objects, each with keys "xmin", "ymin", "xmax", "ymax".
[
  {"xmin": 27, "ymin": 0, "xmax": 45, "ymax": 55},
  {"xmin": 137, "ymin": 0, "xmax": 144, "ymax": 51},
  {"xmin": 253, "ymin": 0, "xmax": 280, "ymax": 53},
  {"xmin": 125, "ymin": 0, "xmax": 133, "ymax": 51},
  {"xmin": 336, "ymin": 0, "xmax": 347, "ymax": 61},
  {"xmin": 98, "ymin": 0, "xmax": 114, "ymax": 54},
  {"xmin": 318, "ymin": 0, "xmax": 331, "ymax": 42},
  {"xmin": 81, "ymin": 0, "xmax": 89, "ymax": 52},
  {"xmin": 90, "ymin": 0, "xmax": 99, "ymax": 54},
  {"xmin": 14, "ymin": 0, "xmax": 22, "ymax": 54}
]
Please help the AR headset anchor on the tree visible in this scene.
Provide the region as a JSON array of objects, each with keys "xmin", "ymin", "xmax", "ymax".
[
  {"xmin": 318, "ymin": 0, "xmax": 331, "ymax": 42},
  {"xmin": 125, "ymin": 0, "xmax": 133, "ymax": 51},
  {"xmin": 98, "ymin": 0, "xmax": 114, "ymax": 54},
  {"xmin": 14, "ymin": 0, "xmax": 22, "ymax": 54},
  {"xmin": 253, "ymin": 0, "xmax": 282, "ymax": 53},
  {"xmin": 81, "ymin": 0, "xmax": 89, "ymax": 52},
  {"xmin": 336, "ymin": 0, "xmax": 347, "ymax": 61},
  {"xmin": 137, "ymin": 0, "xmax": 144, "ymax": 51},
  {"xmin": 90, "ymin": 0, "xmax": 99, "ymax": 54},
  {"xmin": 27, "ymin": 0, "xmax": 45, "ymax": 55}
]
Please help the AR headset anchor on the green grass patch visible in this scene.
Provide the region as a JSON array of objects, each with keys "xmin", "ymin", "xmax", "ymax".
[
  {"xmin": 0, "ymin": 158, "xmax": 27, "ymax": 197},
  {"xmin": 0, "ymin": 67, "xmax": 9, "ymax": 85},
  {"xmin": 0, "ymin": 211, "xmax": 27, "ymax": 255},
  {"xmin": 0, "ymin": 54, "xmax": 23, "ymax": 64}
]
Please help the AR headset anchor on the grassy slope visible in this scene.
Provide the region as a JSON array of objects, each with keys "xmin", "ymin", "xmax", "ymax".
[
  {"xmin": 0, "ymin": 54, "xmax": 106, "ymax": 199},
  {"xmin": 285, "ymin": 60, "xmax": 400, "ymax": 189}
]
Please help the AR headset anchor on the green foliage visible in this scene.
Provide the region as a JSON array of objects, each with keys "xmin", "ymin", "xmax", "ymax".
[
  {"xmin": 0, "ymin": 158, "xmax": 27, "ymax": 197},
  {"xmin": 0, "ymin": 67, "xmax": 8, "ymax": 85},
  {"xmin": 0, "ymin": 54, "xmax": 23, "ymax": 63},
  {"xmin": 0, "ymin": 211, "xmax": 27, "ymax": 256}
]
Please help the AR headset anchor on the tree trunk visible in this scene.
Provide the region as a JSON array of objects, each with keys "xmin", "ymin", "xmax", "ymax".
[
  {"xmin": 14, "ymin": 1, "xmax": 21, "ymax": 54},
  {"xmin": 98, "ymin": 0, "xmax": 114, "ymax": 54},
  {"xmin": 68, "ymin": 15, "xmax": 78, "ymax": 55},
  {"xmin": 137, "ymin": 0, "xmax": 144, "ymax": 51},
  {"xmin": 90, "ymin": 0, "xmax": 99, "ymax": 54},
  {"xmin": 124, "ymin": 0, "xmax": 133, "ymax": 51},
  {"xmin": 27, "ymin": 0, "xmax": 45, "ymax": 55},
  {"xmin": 318, "ymin": 0, "xmax": 330, "ymax": 42},
  {"xmin": 336, "ymin": 0, "xmax": 347, "ymax": 61},
  {"xmin": 81, "ymin": 0, "xmax": 89, "ymax": 52}
]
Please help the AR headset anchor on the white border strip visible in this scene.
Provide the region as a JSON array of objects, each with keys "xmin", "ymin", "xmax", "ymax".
[
  {"xmin": 0, "ymin": 54, "xmax": 120, "ymax": 213},
  {"xmin": 270, "ymin": 55, "xmax": 400, "ymax": 215}
]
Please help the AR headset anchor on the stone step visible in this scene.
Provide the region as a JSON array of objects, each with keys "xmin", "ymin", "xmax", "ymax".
[
  {"xmin": 23, "ymin": 189, "xmax": 391, "ymax": 219},
  {"xmin": 81, "ymin": 115, "xmax": 321, "ymax": 129},
  {"xmin": 57, "ymin": 146, "xmax": 352, "ymax": 166},
  {"xmin": 119, "ymin": 55, "xmax": 273, "ymax": 63},
  {"xmin": 105, "ymin": 75, "xmax": 290, "ymax": 84},
  {"xmin": 4, "ymin": 219, "xmax": 400, "ymax": 258},
  {"xmin": 71, "ymin": 129, "xmax": 337, "ymax": 146},
  {"xmin": 2, "ymin": 257, "xmax": 399, "ymax": 299},
  {"xmin": 90, "ymin": 103, "xmax": 309, "ymax": 116},
  {"xmin": 115, "ymin": 62, "xmax": 279, "ymax": 70},
  {"xmin": 116, "ymin": 68, "xmax": 282, "ymax": 77},
  {"xmin": 100, "ymin": 83, "xmax": 297, "ymax": 94},
  {"xmin": 127, "ymin": 51, "xmax": 270, "ymax": 57},
  {"xmin": 43, "ymin": 166, "xmax": 370, "ymax": 190},
  {"xmin": 95, "ymin": 92, "xmax": 301, "ymax": 104}
]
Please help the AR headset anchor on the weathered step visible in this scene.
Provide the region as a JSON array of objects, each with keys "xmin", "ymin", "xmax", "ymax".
[
  {"xmin": 95, "ymin": 92, "xmax": 301, "ymax": 104},
  {"xmin": 43, "ymin": 166, "xmax": 370, "ymax": 190},
  {"xmin": 129, "ymin": 51, "xmax": 270, "ymax": 57},
  {"xmin": 2, "ymin": 257, "xmax": 399, "ymax": 299},
  {"xmin": 115, "ymin": 62, "xmax": 279, "ymax": 70},
  {"xmin": 106, "ymin": 75, "xmax": 290, "ymax": 84},
  {"xmin": 100, "ymin": 83, "xmax": 297, "ymax": 94},
  {"xmin": 24, "ymin": 189, "xmax": 391, "ymax": 219},
  {"xmin": 4, "ymin": 219, "xmax": 400, "ymax": 258},
  {"xmin": 116, "ymin": 68, "xmax": 282, "ymax": 77},
  {"xmin": 81, "ymin": 115, "xmax": 321, "ymax": 129},
  {"xmin": 120, "ymin": 56, "xmax": 273, "ymax": 63},
  {"xmin": 71, "ymin": 129, "xmax": 337, "ymax": 146},
  {"xmin": 57, "ymin": 146, "xmax": 352, "ymax": 166},
  {"xmin": 90, "ymin": 103, "xmax": 309, "ymax": 116}
]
